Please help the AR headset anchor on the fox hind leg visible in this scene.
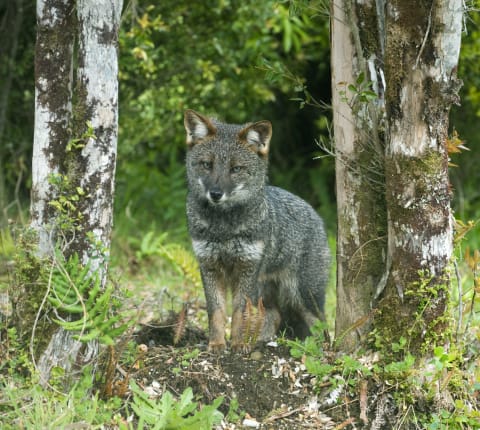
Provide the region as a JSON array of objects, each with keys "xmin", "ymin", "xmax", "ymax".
[{"xmin": 257, "ymin": 305, "xmax": 281, "ymax": 344}]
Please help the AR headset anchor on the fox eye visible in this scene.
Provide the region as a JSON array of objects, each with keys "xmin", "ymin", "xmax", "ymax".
[
  {"xmin": 230, "ymin": 165, "xmax": 243, "ymax": 174},
  {"xmin": 200, "ymin": 161, "xmax": 213, "ymax": 170}
]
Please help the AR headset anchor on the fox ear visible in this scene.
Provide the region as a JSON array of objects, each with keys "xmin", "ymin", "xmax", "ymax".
[
  {"xmin": 239, "ymin": 121, "xmax": 272, "ymax": 157},
  {"xmin": 184, "ymin": 110, "xmax": 216, "ymax": 146}
]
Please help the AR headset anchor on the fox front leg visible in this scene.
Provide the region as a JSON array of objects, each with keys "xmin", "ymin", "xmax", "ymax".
[
  {"xmin": 230, "ymin": 266, "xmax": 259, "ymax": 354},
  {"xmin": 201, "ymin": 267, "xmax": 228, "ymax": 353}
]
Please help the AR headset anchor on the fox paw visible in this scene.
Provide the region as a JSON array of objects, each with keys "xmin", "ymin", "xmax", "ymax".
[
  {"xmin": 231, "ymin": 342, "xmax": 251, "ymax": 354},
  {"xmin": 207, "ymin": 341, "xmax": 227, "ymax": 353}
]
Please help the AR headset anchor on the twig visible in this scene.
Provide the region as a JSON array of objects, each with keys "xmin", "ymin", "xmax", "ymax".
[
  {"xmin": 335, "ymin": 417, "xmax": 356, "ymax": 429},
  {"xmin": 414, "ymin": 3, "xmax": 433, "ymax": 69},
  {"xmin": 263, "ymin": 406, "xmax": 304, "ymax": 423},
  {"xmin": 464, "ymin": 266, "xmax": 477, "ymax": 335},
  {"xmin": 454, "ymin": 259, "xmax": 462, "ymax": 341},
  {"xmin": 359, "ymin": 379, "xmax": 368, "ymax": 424}
]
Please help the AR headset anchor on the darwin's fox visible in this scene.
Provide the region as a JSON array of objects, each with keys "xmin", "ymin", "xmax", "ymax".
[{"xmin": 184, "ymin": 110, "xmax": 330, "ymax": 353}]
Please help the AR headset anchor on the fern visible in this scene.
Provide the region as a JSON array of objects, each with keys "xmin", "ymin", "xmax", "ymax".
[
  {"xmin": 241, "ymin": 297, "xmax": 266, "ymax": 347},
  {"xmin": 160, "ymin": 243, "xmax": 202, "ymax": 290},
  {"xmin": 130, "ymin": 381, "xmax": 223, "ymax": 430},
  {"xmin": 47, "ymin": 252, "xmax": 130, "ymax": 345},
  {"xmin": 136, "ymin": 231, "xmax": 169, "ymax": 260},
  {"xmin": 173, "ymin": 305, "xmax": 188, "ymax": 346},
  {"xmin": 136, "ymin": 231, "xmax": 202, "ymax": 290}
]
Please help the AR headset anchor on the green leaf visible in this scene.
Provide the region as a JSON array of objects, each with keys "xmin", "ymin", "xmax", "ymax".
[
  {"xmin": 347, "ymin": 84, "xmax": 357, "ymax": 93},
  {"xmin": 356, "ymin": 72, "xmax": 365, "ymax": 85}
]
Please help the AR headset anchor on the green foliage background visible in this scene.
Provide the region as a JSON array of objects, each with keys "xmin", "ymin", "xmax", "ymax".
[
  {"xmin": 0, "ymin": 0, "xmax": 479, "ymax": 244},
  {"xmin": 115, "ymin": 0, "xmax": 332, "ymax": 245},
  {"xmin": 451, "ymin": 6, "xmax": 480, "ymax": 247}
]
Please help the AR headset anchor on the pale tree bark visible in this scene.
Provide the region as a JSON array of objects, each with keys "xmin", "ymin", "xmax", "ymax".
[
  {"xmin": 331, "ymin": 0, "xmax": 462, "ymax": 353},
  {"xmin": 331, "ymin": 0, "xmax": 387, "ymax": 351},
  {"xmin": 31, "ymin": 0, "xmax": 74, "ymax": 254},
  {"xmin": 30, "ymin": 0, "xmax": 123, "ymax": 384},
  {"xmin": 69, "ymin": 0, "xmax": 121, "ymax": 274},
  {"xmin": 376, "ymin": 0, "xmax": 462, "ymax": 350}
]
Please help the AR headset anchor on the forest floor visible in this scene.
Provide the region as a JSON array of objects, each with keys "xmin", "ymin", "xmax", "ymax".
[
  {"xmin": 110, "ymin": 254, "xmax": 480, "ymax": 429},
  {"xmin": 116, "ymin": 261, "xmax": 351, "ymax": 429},
  {"xmin": 130, "ymin": 319, "xmax": 348, "ymax": 429}
]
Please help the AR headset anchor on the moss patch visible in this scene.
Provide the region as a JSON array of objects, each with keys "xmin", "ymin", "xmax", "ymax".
[{"xmin": 10, "ymin": 229, "xmax": 57, "ymax": 358}]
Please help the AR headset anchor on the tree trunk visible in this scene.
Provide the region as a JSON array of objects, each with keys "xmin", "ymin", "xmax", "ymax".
[
  {"xmin": 30, "ymin": 0, "xmax": 122, "ymax": 384},
  {"xmin": 375, "ymin": 0, "xmax": 462, "ymax": 352},
  {"xmin": 69, "ymin": 0, "xmax": 122, "ymax": 275},
  {"xmin": 32, "ymin": 0, "xmax": 75, "ymax": 255},
  {"xmin": 331, "ymin": 0, "xmax": 462, "ymax": 354},
  {"xmin": 331, "ymin": 0, "xmax": 387, "ymax": 351}
]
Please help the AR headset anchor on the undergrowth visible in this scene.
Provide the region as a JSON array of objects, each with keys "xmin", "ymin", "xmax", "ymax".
[
  {"xmin": 286, "ymin": 244, "xmax": 480, "ymax": 428},
  {"xmin": 0, "ymin": 225, "xmax": 224, "ymax": 429},
  {"xmin": 130, "ymin": 381, "xmax": 224, "ymax": 430},
  {"xmin": 0, "ymin": 365, "xmax": 125, "ymax": 429},
  {"xmin": 2, "ymin": 220, "xmax": 480, "ymax": 428}
]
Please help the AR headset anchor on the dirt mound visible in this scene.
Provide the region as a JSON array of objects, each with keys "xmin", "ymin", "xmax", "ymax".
[{"xmin": 130, "ymin": 321, "xmax": 336, "ymax": 429}]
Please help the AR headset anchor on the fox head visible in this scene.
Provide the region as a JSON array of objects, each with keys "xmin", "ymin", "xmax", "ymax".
[{"xmin": 184, "ymin": 109, "xmax": 272, "ymax": 208}]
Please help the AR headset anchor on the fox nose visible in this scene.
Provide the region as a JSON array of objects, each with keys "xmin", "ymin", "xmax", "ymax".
[{"xmin": 208, "ymin": 188, "xmax": 224, "ymax": 202}]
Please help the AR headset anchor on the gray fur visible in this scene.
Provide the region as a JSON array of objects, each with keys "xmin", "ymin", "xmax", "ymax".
[{"xmin": 184, "ymin": 110, "xmax": 330, "ymax": 353}]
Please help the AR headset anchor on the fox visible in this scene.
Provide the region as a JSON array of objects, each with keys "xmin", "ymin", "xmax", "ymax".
[{"xmin": 184, "ymin": 109, "xmax": 330, "ymax": 353}]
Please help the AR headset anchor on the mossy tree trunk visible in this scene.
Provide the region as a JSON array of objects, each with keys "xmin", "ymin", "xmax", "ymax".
[
  {"xmin": 331, "ymin": 0, "xmax": 462, "ymax": 354},
  {"xmin": 31, "ymin": 0, "xmax": 122, "ymax": 384},
  {"xmin": 32, "ymin": 0, "xmax": 75, "ymax": 254},
  {"xmin": 375, "ymin": 0, "xmax": 462, "ymax": 352},
  {"xmin": 331, "ymin": 0, "xmax": 387, "ymax": 351}
]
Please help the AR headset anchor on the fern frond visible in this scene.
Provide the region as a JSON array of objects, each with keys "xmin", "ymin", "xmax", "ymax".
[
  {"xmin": 136, "ymin": 232, "xmax": 202, "ymax": 289},
  {"xmin": 47, "ymin": 251, "xmax": 132, "ymax": 345},
  {"xmin": 161, "ymin": 244, "xmax": 202, "ymax": 289},
  {"xmin": 254, "ymin": 297, "xmax": 266, "ymax": 342},
  {"xmin": 173, "ymin": 305, "xmax": 188, "ymax": 346},
  {"xmin": 129, "ymin": 381, "xmax": 223, "ymax": 429},
  {"xmin": 241, "ymin": 297, "xmax": 254, "ymax": 345},
  {"xmin": 240, "ymin": 297, "xmax": 266, "ymax": 347}
]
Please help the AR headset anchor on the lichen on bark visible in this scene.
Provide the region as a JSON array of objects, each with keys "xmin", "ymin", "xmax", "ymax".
[
  {"xmin": 29, "ymin": 0, "xmax": 123, "ymax": 383},
  {"xmin": 380, "ymin": 111, "xmax": 454, "ymax": 357},
  {"xmin": 333, "ymin": 0, "xmax": 461, "ymax": 356},
  {"xmin": 368, "ymin": 0, "xmax": 462, "ymax": 358},
  {"xmin": 23, "ymin": 0, "xmax": 76, "ymax": 354},
  {"xmin": 32, "ymin": 0, "xmax": 75, "ymax": 253},
  {"xmin": 374, "ymin": 269, "xmax": 450, "ymax": 358}
]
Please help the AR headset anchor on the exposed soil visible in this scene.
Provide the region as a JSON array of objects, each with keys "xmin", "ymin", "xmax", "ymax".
[
  {"xmin": 129, "ymin": 320, "xmax": 340, "ymax": 429},
  {"xmin": 116, "ymin": 294, "xmax": 467, "ymax": 429}
]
